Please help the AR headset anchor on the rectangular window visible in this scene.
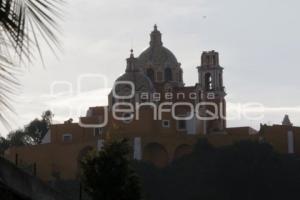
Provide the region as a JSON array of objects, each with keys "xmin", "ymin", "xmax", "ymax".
[
  {"xmin": 162, "ymin": 120, "xmax": 170, "ymax": 128},
  {"xmin": 62, "ymin": 134, "xmax": 72, "ymax": 142},
  {"xmin": 177, "ymin": 120, "xmax": 187, "ymax": 131},
  {"xmin": 94, "ymin": 128, "xmax": 103, "ymax": 136}
]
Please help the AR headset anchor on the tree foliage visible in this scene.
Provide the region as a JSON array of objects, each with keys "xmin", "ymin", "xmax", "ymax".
[
  {"xmin": 80, "ymin": 139, "xmax": 142, "ymax": 200},
  {"xmin": 135, "ymin": 139, "xmax": 300, "ymax": 200},
  {"xmin": 0, "ymin": 110, "xmax": 53, "ymax": 155},
  {"xmin": 0, "ymin": 136, "xmax": 10, "ymax": 155},
  {"xmin": 24, "ymin": 110, "xmax": 54, "ymax": 144}
]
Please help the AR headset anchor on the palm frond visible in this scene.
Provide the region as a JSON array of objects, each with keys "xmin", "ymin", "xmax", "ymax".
[
  {"xmin": 0, "ymin": 0, "xmax": 64, "ymax": 128},
  {"xmin": 0, "ymin": 0, "xmax": 64, "ymax": 60},
  {"xmin": 0, "ymin": 57, "xmax": 18, "ymax": 127}
]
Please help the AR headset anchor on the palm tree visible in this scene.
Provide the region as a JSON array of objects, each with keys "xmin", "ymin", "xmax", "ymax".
[{"xmin": 0, "ymin": 0, "xmax": 63, "ymax": 127}]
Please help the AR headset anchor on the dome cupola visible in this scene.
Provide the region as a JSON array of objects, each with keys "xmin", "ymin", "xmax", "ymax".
[{"xmin": 137, "ymin": 25, "xmax": 184, "ymax": 87}]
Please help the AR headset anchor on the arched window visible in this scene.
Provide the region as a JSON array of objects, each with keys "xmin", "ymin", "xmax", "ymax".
[
  {"xmin": 205, "ymin": 73, "xmax": 213, "ymax": 91},
  {"xmin": 206, "ymin": 56, "xmax": 210, "ymax": 65},
  {"xmin": 146, "ymin": 68, "xmax": 155, "ymax": 82},
  {"xmin": 164, "ymin": 68, "xmax": 172, "ymax": 81},
  {"xmin": 143, "ymin": 143, "xmax": 169, "ymax": 168},
  {"xmin": 212, "ymin": 56, "xmax": 216, "ymax": 65}
]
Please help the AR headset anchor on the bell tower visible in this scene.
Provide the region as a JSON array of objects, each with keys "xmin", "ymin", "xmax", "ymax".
[{"xmin": 197, "ymin": 51, "xmax": 226, "ymax": 134}]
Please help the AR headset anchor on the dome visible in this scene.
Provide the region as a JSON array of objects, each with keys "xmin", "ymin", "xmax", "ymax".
[
  {"xmin": 115, "ymin": 72, "xmax": 154, "ymax": 95},
  {"xmin": 137, "ymin": 25, "xmax": 179, "ymax": 69},
  {"xmin": 138, "ymin": 46, "xmax": 178, "ymax": 67}
]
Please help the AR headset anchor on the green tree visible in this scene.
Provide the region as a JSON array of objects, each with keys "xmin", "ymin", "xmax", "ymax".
[
  {"xmin": 134, "ymin": 140, "xmax": 300, "ymax": 200},
  {"xmin": 24, "ymin": 110, "xmax": 54, "ymax": 144},
  {"xmin": 7, "ymin": 129, "xmax": 33, "ymax": 146},
  {"xmin": 8, "ymin": 110, "xmax": 53, "ymax": 145},
  {"xmin": 81, "ymin": 139, "xmax": 142, "ymax": 200},
  {"xmin": 0, "ymin": 137, "xmax": 10, "ymax": 155},
  {"xmin": 0, "ymin": 110, "xmax": 53, "ymax": 154}
]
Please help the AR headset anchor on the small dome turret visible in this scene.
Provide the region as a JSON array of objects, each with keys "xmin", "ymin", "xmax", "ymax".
[{"xmin": 113, "ymin": 50, "xmax": 154, "ymax": 99}]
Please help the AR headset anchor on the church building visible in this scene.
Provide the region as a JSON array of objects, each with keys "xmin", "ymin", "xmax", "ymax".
[{"xmin": 4, "ymin": 25, "xmax": 299, "ymax": 181}]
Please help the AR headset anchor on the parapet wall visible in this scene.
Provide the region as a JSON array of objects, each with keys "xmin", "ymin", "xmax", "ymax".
[{"xmin": 0, "ymin": 157, "xmax": 70, "ymax": 200}]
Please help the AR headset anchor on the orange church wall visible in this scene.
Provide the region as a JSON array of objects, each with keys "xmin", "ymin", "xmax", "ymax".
[
  {"xmin": 4, "ymin": 123, "xmax": 300, "ymax": 181},
  {"xmin": 262, "ymin": 125, "xmax": 300, "ymax": 155},
  {"xmin": 5, "ymin": 141, "xmax": 99, "ymax": 181},
  {"xmin": 4, "ymin": 124, "xmax": 261, "ymax": 180},
  {"xmin": 50, "ymin": 123, "xmax": 98, "ymax": 144},
  {"xmin": 292, "ymin": 127, "xmax": 300, "ymax": 155}
]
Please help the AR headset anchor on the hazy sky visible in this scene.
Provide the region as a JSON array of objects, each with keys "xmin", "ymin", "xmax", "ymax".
[{"xmin": 1, "ymin": 0, "xmax": 300, "ymax": 136}]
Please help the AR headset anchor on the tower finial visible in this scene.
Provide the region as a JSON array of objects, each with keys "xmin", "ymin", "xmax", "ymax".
[
  {"xmin": 282, "ymin": 114, "xmax": 293, "ymax": 126},
  {"xmin": 126, "ymin": 49, "xmax": 139, "ymax": 72},
  {"xmin": 130, "ymin": 49, "xmax": 134, "ymax": 57},
  {"xmin": 154, "ymin": 24, "xmax": 157, "ymax": 31}
]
